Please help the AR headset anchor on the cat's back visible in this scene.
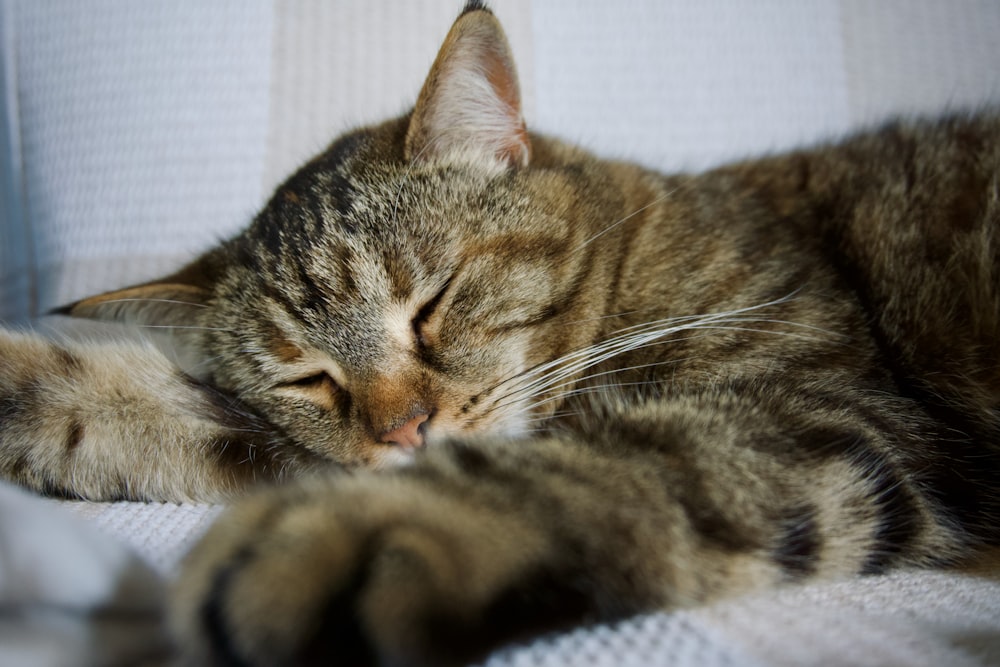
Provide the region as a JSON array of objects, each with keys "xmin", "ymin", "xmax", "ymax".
[{"xmin": 714, "ymin": 110, "xmax": 1000, "ymax": 438}]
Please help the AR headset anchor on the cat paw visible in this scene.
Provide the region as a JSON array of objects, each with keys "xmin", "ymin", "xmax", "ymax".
[{"xmin": 171, "ymin": 469, "xmax": 597, "ymax": 666}]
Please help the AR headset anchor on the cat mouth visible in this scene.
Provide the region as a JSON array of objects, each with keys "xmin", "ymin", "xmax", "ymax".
[
  {"xmin": 373, "ymin": 446, "xmax": 420, "ymax": 469},
  {"xmin": 365, "ymin": 396, "xmax": 535, "ymax": 470}
]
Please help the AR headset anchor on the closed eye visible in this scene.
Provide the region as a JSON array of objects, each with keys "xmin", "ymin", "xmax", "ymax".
[
  {"xmin": 413, "ymin": 277, "xmax": 453, "ymax": 347},
  {"xmin": 284, "ymin": 372, "xmax": 334, "ymax": 388},
  {"xmin": 279, "ymin": 371, "xmax": 341, "ymax": 410}
]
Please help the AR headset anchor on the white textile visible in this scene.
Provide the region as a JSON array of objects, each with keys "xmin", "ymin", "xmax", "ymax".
[{"xmin": 0, "ymin": 485, "xmax": 996, "ymax": 666}]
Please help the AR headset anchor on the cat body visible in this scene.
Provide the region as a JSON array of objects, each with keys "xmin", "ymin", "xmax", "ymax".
[{"xmin": 2, "ymin": 3, "xmax": 1000, "ymax": 665}]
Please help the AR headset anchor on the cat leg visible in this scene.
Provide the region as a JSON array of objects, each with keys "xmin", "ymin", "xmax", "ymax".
[
  {"xmin": 0, "ymin": 328, "xmax": 309, "ymax": 502},
  {"xmin": 172, "ymin": 384, "xmax": 967, "ymax": 666}
]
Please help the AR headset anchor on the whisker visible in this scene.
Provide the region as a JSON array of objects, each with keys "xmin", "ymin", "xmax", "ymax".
[
  {"xmin": 183, "ymin": 353, "xmax": 226, "ymax": 374},
  {"xmin": 492, "ymin": 311, "xmax": 713, "ymax": 389},
  {"xmin": 86, "ymin": 298, "xmax": 208, "ymax": 308},
  {"xmin": 475, "ymin": 291, "xmax": 840, "ymax": 427},
  {"xmin": 487, "ymin": 348, "xmax": 702, "ymax": 418},
  {"xmin": 600, "ymin": 292, "xmax": 805, "ymax": 338},
  {"xmin": 521, "ymin": 372, "xmax": 677, "ymax": 414},
  {"xmin": 573, "ymin": 184, "xmax": 686, "ymax": 253},
  {"xmin": 491, "ymin": 307, "xmax": 782, "ymax": 400},
  {"xmin": 133, "ymin": 324, "xmax": 236, "ymax": 332},
  {"xmin": 508, "ymin": 322, "xmax": 851, "ymax": 419},
  {"xmin": 561, "ymin": 309, "xmax": 646, "ymax": 326}
]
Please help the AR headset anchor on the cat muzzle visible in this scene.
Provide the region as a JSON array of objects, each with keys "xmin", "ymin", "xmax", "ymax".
[{"xmin": 379, "ymin": 411, "xmax": 431, "ymax": 449}]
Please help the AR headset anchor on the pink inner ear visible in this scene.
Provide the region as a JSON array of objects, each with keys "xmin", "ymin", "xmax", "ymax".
[
  {"xmin": 484, "ymin": 54, "xmax": 531, "ymax": 167},
  {"xmin": 405, "ymin": 8, "xmax": 531, "ymax": 169}
]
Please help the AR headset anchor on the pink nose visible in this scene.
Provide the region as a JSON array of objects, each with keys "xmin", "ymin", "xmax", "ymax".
[{"xmin": 379, "ymin": 412, "xmax": 430, "ymax": 449}]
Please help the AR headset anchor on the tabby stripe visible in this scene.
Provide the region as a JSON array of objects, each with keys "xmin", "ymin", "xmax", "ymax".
[
  {"xmin": 426, "ymin": 559, "xmax": 605, "ymax": 665},
  {"xmin": 301, "ymin": 541, "xmax": 379, "ymax": 665},
  {"xmin": 448, "ymin": 440, "xmax": 494, "ymax": 477},
  {"xmin": 65, "ymin": 419, "xmax": 84, "ymax": 452},
  {"xmin": 199, "ymin": 502, "xmax": 299, "ymax": 667},
  {"xmin": 326, "ymin": 171, "xmax": 356, "ymax": 220},
  {"xmin": 675, "ymin": 491, "xmax": 759, "ymax": 554},
  {"xmin": 493, "ymin": 247, "xmax": 597, "ymax": 333},
  {"xmin": 772, "ymin": 503, "xmax": 821, "ymax": 578},
  {"xmin": 201, "ymin": 544, "xmax": 257, "ymax": 667},
  {"xmin": 604, "ymin": 187, "xmax": 649, "ymax": 309},
  {"xmin": 54, "ymin": 346, "xmax": 84, "ymax": 376},
  {"xmin": 844, "ymin": 447, "xmax": 922, "ymax": 575},
  {"xmin": 419, "ymin": 446, "xmax": 641, "ymax": 649},
  {"xmin": 548, "ymin": 246, "xmax": 599, "ymax": 322},
  {"xmin": 665, "ymin": 446, "xmax": 761, "ymax": 554},
  {"xmin": 293, "ymin": 256, "xmax": 330, "ymax": 316},
  {"xmin": 257, "ymin": 280, "xmax": 310, "ymax": 330}
]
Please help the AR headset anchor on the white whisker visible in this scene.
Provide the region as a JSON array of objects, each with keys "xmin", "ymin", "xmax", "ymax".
[
  {"xmin": 473, "ymin": 291, "xmax": 846, "ymax": 430},
  {"xmin": 573, "ymin": 185, "xmax": 685, "ymax": 252},
  {"xmin": 88, "ymin": 298, "xmax": 208, "ymax": 308},
  {"xmin": 134, "ymin": 325, "xmax": 236, "ymax": 332}
]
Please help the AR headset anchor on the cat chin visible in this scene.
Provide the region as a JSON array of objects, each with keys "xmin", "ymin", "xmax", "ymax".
[{"xmin": 372, "ymin": 446, "xmax": 419, "ymax": 469}]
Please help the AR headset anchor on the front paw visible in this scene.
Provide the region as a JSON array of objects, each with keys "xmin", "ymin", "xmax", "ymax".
[{"xmin": 171, "ymin": 471, "xmax": 596, "ymax": 666}]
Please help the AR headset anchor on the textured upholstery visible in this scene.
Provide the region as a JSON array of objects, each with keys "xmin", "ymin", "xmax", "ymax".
[{"xmin": 4, "ymin": 0, "xmax": 999, "ymax": 320}]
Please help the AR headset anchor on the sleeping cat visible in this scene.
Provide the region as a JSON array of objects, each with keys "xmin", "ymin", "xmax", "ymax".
[{"xmin": 2, "ymin": 2, "xmax": 1000, "ymax": 665}]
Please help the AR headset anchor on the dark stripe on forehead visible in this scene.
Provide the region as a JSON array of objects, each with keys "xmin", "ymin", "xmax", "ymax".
[
  {"xmin": 334, "ymin": 243, "xmax": 361, "ymax": 300},
  {"xmin": 383, "ymin": 252, "xmax": 415, "ymax": 300},
  {"xmin": 321, "ymin": 130, "xmax": 367, "ymax": 171},
  {"xmin": 317, "ymin": 132, "xmax": 368, "ymax": 227},
  {"xmin": 254, "ymin": 273, "xmax": 314, "ymax": 328},
  {"xmin": 260, "ymin": 210, "xmax": 286, "ymax": 256},
  {"xmin": 326, "ymin": 172, "xmax": 357, "ymax": 224},
  {"xmin": 289, "ymin": 253, "xmax": 332, "ymax": 317}
]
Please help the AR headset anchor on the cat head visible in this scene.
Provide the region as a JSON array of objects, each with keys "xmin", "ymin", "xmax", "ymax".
[{"xmin": 64, "ymin": 4, "xmax": 619, "ymax": 467}]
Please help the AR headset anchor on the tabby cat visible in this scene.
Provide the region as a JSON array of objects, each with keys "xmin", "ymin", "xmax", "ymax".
[{"xmin": 2, "ymin": 3, "xmax": 1000, "ymax": 665}]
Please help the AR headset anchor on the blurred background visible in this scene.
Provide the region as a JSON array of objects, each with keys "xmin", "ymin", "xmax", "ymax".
[{"xmin": 1, "ymin": 0, "xmax": 999, "ymax": 322}]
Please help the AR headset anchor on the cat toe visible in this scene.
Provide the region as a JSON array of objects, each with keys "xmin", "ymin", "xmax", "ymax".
[
  {"xmin": 171, "ymin": 483, "xmax": 375, "ymax": 665},
  {"xmin": 170, "ymin": 475, "xmax": 548, "ymax": 666}
]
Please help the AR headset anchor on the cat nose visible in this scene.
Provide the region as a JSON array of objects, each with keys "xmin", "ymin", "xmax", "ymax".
[{"xmin": 379, "ymin": 411, "xmax": 431, "ymax": 449}]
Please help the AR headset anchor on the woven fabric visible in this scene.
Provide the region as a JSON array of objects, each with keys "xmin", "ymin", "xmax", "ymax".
[
  {"xmin": 47, "ymin": 498, "xmax": 1000, "ymax": 667},
  {"xmin": 3, "ymin": 0, "xmax": 274, "ymax": 318},
  {"xmin": 3, "ymin": 1, "xmax": 1000, "ymax": 318},
  {"xmin": 60, "ymin": 499, "xmax": 222, "ymax": 576},
  {"xmin": 0, "ymin": 484, "xmax": 168, "ymax": 667}
]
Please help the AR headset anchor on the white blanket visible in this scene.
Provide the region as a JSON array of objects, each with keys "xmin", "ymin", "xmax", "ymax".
[
  {"xmin": 1, "ymin": 482, "xmax": 998, "ymax": 666},
  {"xmin": 0, "ymin": 484, "xmax": 168, "ymax": 667}
]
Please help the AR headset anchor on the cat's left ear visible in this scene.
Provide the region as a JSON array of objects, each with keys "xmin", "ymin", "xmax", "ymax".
[
  {"xmin": 405, "ymin": 4, "xmax": 530, "ymax": 170},
  {"xmin": 54, "ymin": 254, "xmax": 215, "ymax": 329}
]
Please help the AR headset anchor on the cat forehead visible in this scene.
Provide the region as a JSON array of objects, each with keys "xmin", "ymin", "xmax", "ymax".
[{"xmin": 276, "ymin": 129, "xmax": 532, "ymax": 232}]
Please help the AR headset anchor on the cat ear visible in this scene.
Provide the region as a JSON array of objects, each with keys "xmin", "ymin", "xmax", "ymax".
[
  {"xmin": 405, "ymin": 4, "xmax": 530, "ymax": 170},
  {"xmin": 55, "ymin": 256, "xmax": 215, "ymax": 328}
]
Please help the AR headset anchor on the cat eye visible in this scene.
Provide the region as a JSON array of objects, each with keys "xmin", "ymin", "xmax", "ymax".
[
  {"xmin": 284, "ymin": 372, "xmax": 334, "ymax": 389},
  {"xmin": 413, "ymin": 279, "xmax": 452, "ymax": 347},
  {"xmin": 279, "ymin": 371, "xmax": 341, "ymax": 410}
]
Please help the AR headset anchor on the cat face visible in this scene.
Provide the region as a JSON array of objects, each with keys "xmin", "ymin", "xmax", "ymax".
[
  {"xmin": 202, "ymin": 125, "xmax": 594, "ymax": 467},
  {"xmin": 67, "ymin": 7, "xmax": 614, "ymax": 467}
]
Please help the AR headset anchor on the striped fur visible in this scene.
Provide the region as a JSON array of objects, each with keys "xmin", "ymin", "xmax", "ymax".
[{"xmin": 3, "ymin": 5, "xmax": 1000, "ymax": 665}]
